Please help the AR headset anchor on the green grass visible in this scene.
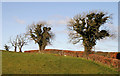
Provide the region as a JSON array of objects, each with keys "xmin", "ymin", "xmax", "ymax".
[{"xmin": 2, "ymin": 50, "xmax": 119, "ymax": 74}]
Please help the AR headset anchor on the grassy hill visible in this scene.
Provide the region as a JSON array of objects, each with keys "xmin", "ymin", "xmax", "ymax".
[{"xmin": 2, "ymin": 50, "xmax": 119, "ymax": 74}]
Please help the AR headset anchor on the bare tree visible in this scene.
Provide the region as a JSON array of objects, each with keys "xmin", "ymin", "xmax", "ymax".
[
  {"xmin": 9, "ymin": 35, "xmax": 18, "ymax": 52},
  {"xmin": 17, "ymin": 34, "xmax": 28, "ymax": 52}
]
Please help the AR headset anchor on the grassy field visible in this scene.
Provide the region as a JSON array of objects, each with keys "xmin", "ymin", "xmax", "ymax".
[{"xmin": 2, "ymin": 50, "xmax": 119, "ymax": 74}]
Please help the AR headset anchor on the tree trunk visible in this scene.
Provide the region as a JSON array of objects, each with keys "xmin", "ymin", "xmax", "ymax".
[
  {"xmin": 38, "ymin": 44, "xmax": 41, "ymax": 52},
  {"xmin": 83, "ymin": 39, "xmax": 92, "ymax": 58},
  {"xmin": 42, "ymin": 44, "xmax": 46, "ymax": 50},
  {"xmin": 15, "ymin": 47, "xmax": 17, "ymax": 52},
  {"xmin": 84, "ymin": 45, "xmax": 92, "ymax": 58},
  {"xmin": 41, "ymin": 42, "xmax": 47, "ymax": 52},
  {"xmin": 6, "ymin": 49, "xmax": 9, "ymax": 51},
  {"xmin": 19, "ymin": 48, "xmax": 22, "ymax": 52},
  {"xmin": 40, "ymin": 45, "xmax": 45, "ymax": 53}
]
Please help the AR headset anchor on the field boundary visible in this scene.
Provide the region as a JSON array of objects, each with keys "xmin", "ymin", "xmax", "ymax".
[{"xmin": 24, "ymin": 49, "xmax": 120, "ymax": 71}]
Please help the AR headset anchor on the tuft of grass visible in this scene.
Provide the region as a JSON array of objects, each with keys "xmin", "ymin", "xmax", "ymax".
[{"xmin": 2, "ymin": 50, "xmax": 119, "ymax": 74}]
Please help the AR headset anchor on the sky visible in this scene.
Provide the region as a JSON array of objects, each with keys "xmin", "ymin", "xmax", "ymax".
[{"xmin": 1, "ymin": 2, "xmax": 118, "ymax": 52}]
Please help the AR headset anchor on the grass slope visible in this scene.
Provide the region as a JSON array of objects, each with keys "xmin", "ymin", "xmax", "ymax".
[{"xmin": 2, "ymin": 51, "xmax": 118, "ymax": 74}]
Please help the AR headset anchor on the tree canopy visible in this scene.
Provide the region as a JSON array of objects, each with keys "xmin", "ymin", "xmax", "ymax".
[
  {"xmin": 68, "ymin": 11, "xmax": 112, "ymax": 56},
  {"xmin": 27, "ymin": 22, "xmax": 54, "ymax": 51}
]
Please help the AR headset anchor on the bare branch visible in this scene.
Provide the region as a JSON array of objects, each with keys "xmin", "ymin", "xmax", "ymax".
[{"xmin": 17, "ymin": 34, "xmax": 28, "ymax": 52}]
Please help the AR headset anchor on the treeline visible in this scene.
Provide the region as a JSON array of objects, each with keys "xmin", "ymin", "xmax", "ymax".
[{"xmin": 4, "ymin": 10, "xmax": 114, "ymax": 56}]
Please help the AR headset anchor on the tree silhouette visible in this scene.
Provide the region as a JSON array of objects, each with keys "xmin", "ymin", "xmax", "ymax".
[
  {"xmin": 68, "ymin": 11, "xmax": 112, "ymax": 56},
  {"xmin": 27, "ymin": 22, "xmax": 54, "ymax": 52},
  {"xmin": 17, "ymin": 34, "xmax": 28, "ymax": 52},
  {"xmin": 9, "ymin": 35, "xmax": 18, "ymax": 52},
  {"xmin": 4, "ymin": 44, "xmax": 10, "ymax": 51}
]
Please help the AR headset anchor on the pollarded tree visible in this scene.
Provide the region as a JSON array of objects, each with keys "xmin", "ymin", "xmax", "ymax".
[
  {"xmin": 17, "ymin": 34, "xmax": 28, "ymax": 52},
  {"xmin": 27, "ymin": 22, "xmax": 54, "ymax": 52},
  {"xmin": 68, "ymin": 11, "xmax": 112, "ymax": 56}
]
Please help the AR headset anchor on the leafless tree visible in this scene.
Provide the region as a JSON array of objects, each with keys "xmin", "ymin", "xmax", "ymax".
[
  {"xmin": 17, "ymin": 34, "xmax": 28, "ymax": 52},
  {"xmin": 9, "ymin": 35, "xmax": 18, "ymax": 52}
]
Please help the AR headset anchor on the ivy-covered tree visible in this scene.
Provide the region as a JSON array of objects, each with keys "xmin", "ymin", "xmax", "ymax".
[
  {"xmin": 68, "ymin": 11, "xmax": 112, "ymax": 56},
  {"xmin": 27, "ymin": 22, "xmax": 54, "ymax": 52}
]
